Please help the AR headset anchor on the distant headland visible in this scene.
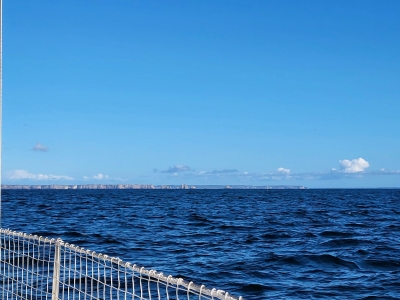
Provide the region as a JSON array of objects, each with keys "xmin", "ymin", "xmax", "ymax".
[{"xmin": 1, "ymin": 184, "xmax": 307, "ymax": 190}]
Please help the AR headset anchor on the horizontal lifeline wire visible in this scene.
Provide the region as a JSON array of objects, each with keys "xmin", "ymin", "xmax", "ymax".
[{"xmin": 0, "ymin": 228, "xmax": 243, "ymax": 300}]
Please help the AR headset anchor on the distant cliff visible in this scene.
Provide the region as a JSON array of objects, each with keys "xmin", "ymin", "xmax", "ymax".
[{"xmin": 1, "ymin": 184, "xmax": 307, "ymax": 190}]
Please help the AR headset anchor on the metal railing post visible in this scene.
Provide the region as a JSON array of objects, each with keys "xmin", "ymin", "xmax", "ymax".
[{"xmin": 52, "ymin": 239, "xmax": 61, "ymax": 300}]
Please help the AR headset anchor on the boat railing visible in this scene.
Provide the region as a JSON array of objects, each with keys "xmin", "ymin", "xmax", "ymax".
[{"xmin": 0, "ymin": 229, "xmax": 242, "ymax": 300}]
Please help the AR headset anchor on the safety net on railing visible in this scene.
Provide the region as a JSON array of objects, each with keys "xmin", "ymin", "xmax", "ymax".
[{"xmin": 0, "ymin": 229, "xmax": 242, "ymax": 300}]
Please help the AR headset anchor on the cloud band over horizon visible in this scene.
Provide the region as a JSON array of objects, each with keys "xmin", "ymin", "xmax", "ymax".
[{"xmin": 3, "ymin": 158, "xmax": 400, "ymax": 184}]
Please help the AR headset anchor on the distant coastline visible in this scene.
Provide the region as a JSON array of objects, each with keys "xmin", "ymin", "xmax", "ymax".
[{"xmin": 1, "ymin": 184, "xmax": 307, "ymax": 190}]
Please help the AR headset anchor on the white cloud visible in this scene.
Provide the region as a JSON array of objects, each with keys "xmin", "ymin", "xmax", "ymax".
[
  {"xmin": 83, "ymin": 173, "xmax": 109, "ymax": 180},
  {"xmin": 6, "ymin": 170, "xmax": 73, "ymax": 180},
  {"xmin": 339, "ymin": 157, "xmax": 370, "ymax": 173},
  {"xmin": 31, "ymin": 142, "xmax": 49, "ymax": 152},
  {"xmin": 277, "ymin": 167, "xmax": 290, "ymax": 174},
  {"xmin": 94, "ymin": 173, "xmax": 108, "ymax": 180},
  {"xmin": 156, "ymin": 158, "xmax": 400, "ymax": 183},
  {"xmin": 161, "ymin": 165, "xmax": 191, "ymax": 173}
]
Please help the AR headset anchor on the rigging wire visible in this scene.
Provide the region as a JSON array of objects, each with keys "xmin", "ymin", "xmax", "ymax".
[{"xmin": 0, "ymin": 0, "xmax": 3, "ymax": 230}]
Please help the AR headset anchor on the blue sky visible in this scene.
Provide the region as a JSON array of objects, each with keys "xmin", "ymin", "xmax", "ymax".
[{"xmin": 3, "ymin": 0, "xmax": 400, "ymax": 187}]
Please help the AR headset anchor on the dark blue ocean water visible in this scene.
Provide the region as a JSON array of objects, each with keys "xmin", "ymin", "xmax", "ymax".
[{"xmin": 2, "ymin": 189, "xmax": 400, "ymax": 299}]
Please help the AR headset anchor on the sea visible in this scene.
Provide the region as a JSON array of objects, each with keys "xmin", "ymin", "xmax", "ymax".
[{"xmin": 2, "ymin": 189, "xmax": 400, "ymax": 299}]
